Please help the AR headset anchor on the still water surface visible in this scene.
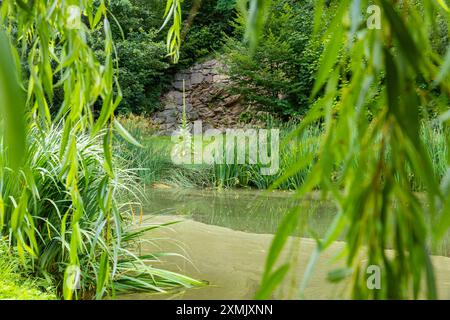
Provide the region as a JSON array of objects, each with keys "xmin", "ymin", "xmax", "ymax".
[{"xmin": 123, "ymin": 188, "xmax": 450, "ymax": 299}]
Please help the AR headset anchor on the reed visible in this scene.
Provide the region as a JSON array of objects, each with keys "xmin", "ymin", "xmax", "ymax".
[{"xmin": 118, "ymin": 118, "xmax": 447, "ymax": 192}]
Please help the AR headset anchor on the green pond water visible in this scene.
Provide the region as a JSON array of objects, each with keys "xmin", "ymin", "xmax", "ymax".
[
  {"xmin": 121, "ymin": 188, "xmax": 450, "ymax": 300},
  {"xmin": 144, "ymin": 188, "xmax": 338, "ymax": 237}
]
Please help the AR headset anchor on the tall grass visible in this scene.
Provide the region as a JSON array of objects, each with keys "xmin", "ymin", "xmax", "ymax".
[
  {"xmin": 0, "ymin": 1, "xmax": 205, "ymax": 299},
  {"xmin": 117, "ymin": 117, "xmax": 447, "ymax": 193},
  {"xmin": 0, "ymin": 124, "xmax": 202, "ymax": 299},
  {"xmin": 115, "ymin": 116, "xmax": 319, "ymax": 189},
  {"xmin": 407, "ymin": 122, "xmax": 448, "ymax": 191}
]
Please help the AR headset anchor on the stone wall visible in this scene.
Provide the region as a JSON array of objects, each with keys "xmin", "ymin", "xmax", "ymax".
[{"xmin": 152, "ymin": 59, "xmax": 257, "ymax": 134}]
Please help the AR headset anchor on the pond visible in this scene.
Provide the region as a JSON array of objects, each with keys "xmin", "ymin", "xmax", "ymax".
[
  {"xmin": 121, "ymin": 188, "xmax": 450, "ymax": 300},
  {"xmin": 144, "ymin": 188, "xmax": 338, "ymax": 236}
]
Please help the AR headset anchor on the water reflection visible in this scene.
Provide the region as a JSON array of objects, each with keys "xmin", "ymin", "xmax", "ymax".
[
  {"xmin": 119, "ymin": 188, "xmax": 450, "ymax": 300},
  {"xmin": 144, "ymin": 188, "xmax": 337, "ymax": 237}
]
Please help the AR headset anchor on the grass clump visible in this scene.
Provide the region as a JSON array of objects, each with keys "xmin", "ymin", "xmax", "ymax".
[
  {"xmin": 117, "ymin": 116, "xmax": 447, "ymax": 192},
  {"xmin": 0, "ymin": 125, "xmax": 202, "ymax": 299}
]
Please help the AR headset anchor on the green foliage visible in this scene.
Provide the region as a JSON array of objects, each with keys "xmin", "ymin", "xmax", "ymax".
[
  {"xmin": 113, "ymin": 30, "xmax": 170, "ymax": 114},
  {"xmin": 257, "ymin": 0, "xmax": 450, "ymax": 300},
  {"xmin": 107, "ymin": 0, "xmax": 166, "ymax": 33},
  {"xmin": 180, "ymin": 25, "xmax": 224, "ymax": 62},
  {"xmin": 223, "ymin": 0, "xmax": 322, "ymax": 117},
  {"xmin": 177, "ymin": 0, "xmax": 236, "ymax": 66},
  {"xmin": 216, "ymin": 0, "xmax": 237, "ymax": 12},
  {"xmin": 0, "ymin": 125, "xmax": 201, "ymax": 299},
  {"xmin": 162, "ymin": 0, "xmax": 183, "ymax": 63},
  {"xmin": 0, "ymin": 31, "xmax": 26, "ymax": 171},
  {"xmin": 115, "ymin": 115, "xmax": 174, "ymax": 185},
  {"xmin": 0, "ymin": 0, "xmax": 122, "ymax": 299},
  {"xmin": 89, "ymin": 0, "xmax": 171, "ymax": 114},
  {"xmin": 0, "ymin": 240, "xmax": 56, "ymax": 300},
  {"xmin": 0, "ymin": 0, "xmax": 199, "ymax": 300}
]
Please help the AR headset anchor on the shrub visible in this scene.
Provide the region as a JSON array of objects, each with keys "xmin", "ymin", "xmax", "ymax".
[
  {"xmin": 113, "ymin": 30, "xmax": 170, "ymax": 114},
  {"xmin": 223, "ymin": 0, "xmax": 322, "ymax": 118},
  {"xmin": 90, "ymin": 0, "xmax": 172, "ymax": 114},
  {"xmin": 175, "ymin": 0, "xmax": 236, "ymax": 66}
]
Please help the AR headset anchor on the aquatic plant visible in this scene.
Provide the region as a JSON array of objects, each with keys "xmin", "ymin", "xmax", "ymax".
[
  {"xmin": 117, "ymin": 117, "xmax": 446, "ymax": 194},
  {"xmin": 0, "ymin": 124, "xmax": 202, "ymax": 298}
]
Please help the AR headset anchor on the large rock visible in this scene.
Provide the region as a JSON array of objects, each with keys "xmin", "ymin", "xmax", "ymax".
[
  {"xmin": 213, "ymin": 74, "xmax": 229, "ymax": 83},
  {"xmin": 204, "ymin": 59, "xmax": 218, "ymax": 67},
  {"xmin": 174, "ymin": 73, "xmax": 189, "ymax": 81},
  {"xmin": 191, "ymin": 72, "xmax": 204, "ymax": 85},
  {"xmin": 173, "ymin": 80, "xmax": 191, "ymax": 91},
  {"xmin": 153, "ymin": 59, "xmax": 263, "ymax": 134},
  {"xmin": 187, "ymin": 110, "xmax": 199, "ymax": 121},
  {"xmin": 223, "ymin": 95, "xmax": 241, "ymax": 107},
  {"xmin": 176, "ymin": 103, "xmax": 193, "ymax": 113},
  {"xmin": 165, "ymin": 90, "xmax": 184, "ymax": 105}
]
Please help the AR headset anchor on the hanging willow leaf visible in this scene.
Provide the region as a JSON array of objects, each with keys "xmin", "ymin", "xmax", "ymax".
[
  {"xmin": 437, "ymin": 0, "xmax": 450, "ymax": 11},
  {"xmin": 0, "ymin": 0, "xmax": 201, "ymax": 300},
  {"xmin": 160, "ymin": 0, "xmax": 182, "ymax": 63},
  {"xmin": 0, "ymin": 31, "xmax": 26, "ymax": 170},
  {"xmin": 244, "ymin": 0, "xmax": 272, "ymax": 52},
  {"xmin": 114, "ymin": 119, "xmax": 143, "ymax": 148},
  {"xmin": 258, "ymin": 0, "xmax": 450, "ymax": 300}
]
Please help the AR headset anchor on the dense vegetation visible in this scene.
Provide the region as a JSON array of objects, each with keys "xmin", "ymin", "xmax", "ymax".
[
  {"xmin": 118, "ymin": 116, "xmax": 447, "ymax": 191},
  {"xmin": 0, "ymin": 0, "xmax": 200, "ymax": 300},
  {"xmin": 92, "ymin": 0, "xmax": 170, "ymax": 114},
  {"xmin": 0, "ymin": 241, "xmax": 55, "ymax": 300},
  {"xmin": 223, "ymin": 0, "xmax": 322, "ymax": 117},
  {"xmin": 0, "ymin": 0, "xmax": 449, "ymax": 301}
]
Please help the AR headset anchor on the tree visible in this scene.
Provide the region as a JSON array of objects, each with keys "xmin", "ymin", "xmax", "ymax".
[
  {"xmin": 254, "ymin": 0, "xmax": 450, "ymax": 299},
  {"xmin": 0, "ymin": 0, "xmax": 199, "ymax": 299},
  {"xmin": 223, "ymin": 0, "xmax": 321, "ymax": 117}
]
